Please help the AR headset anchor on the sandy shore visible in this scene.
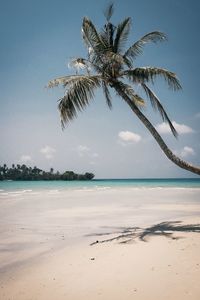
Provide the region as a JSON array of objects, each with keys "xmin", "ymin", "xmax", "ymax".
[{"xmin": 0, "ymin": 187, "xmax": 200, "ymax": 299}]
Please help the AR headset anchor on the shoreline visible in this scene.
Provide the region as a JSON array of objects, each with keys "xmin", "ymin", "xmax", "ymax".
[{"xmin": 1, "ymin": 178, "xmax": 200, "ymax": 192}]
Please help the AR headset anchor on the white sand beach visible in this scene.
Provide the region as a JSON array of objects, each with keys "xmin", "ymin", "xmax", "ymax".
[{"xmin": 0, "ymin": 187, "xmax": 200, "ymax": 299}]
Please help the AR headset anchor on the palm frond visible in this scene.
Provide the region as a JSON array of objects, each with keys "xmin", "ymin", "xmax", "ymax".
[
  {"xmin": 100, "ymin": 20, "xmax": 116, "ymax": 51},
  {"xmin": 108, "ymin": 51, "xmax": 125, "ymax": 65},
  {"xmin": 104, "ymin": 3, "xmax": 114, "ymax": 22},
  {"xmin": 142, "ymin": 83, "xmax": 178, "ymax": 137},
  {"xmin": 82, "ymin": 17, "xmax": 106, "ymax": 53},
  {"xmin": 68, "ymin": 57, "xmax": 91, "ymax": 74},
  {"xmin": 124, "ymin": 31, "xmax": 167, "ymax": 63},
  {"xmin": 48, "ymin": 76, "xmax": 75, "ymax": 88},
  {"xmin": 114, "ymin": 18, "xmax": 131, "ymax": 53},
  {"xmin": 99, "ymin": 29, "xmax": 112, "ymax": 50},
  {"xmin": 115, "ymin": 81, "xmax": 145, "ymax": 107},
  {"xmin": 102, "ymin": 81, "xmax": 112, "ymax": 109},
  {"xmin": 133, "ymin": 94, "xmax": 146, "ymax": 107},
  {"xmin": 90, "ymin": 51, "xmax": 125, "ymax": 79},
  {"xmin": 123, "ymin": 56, "xmax": 133, "ymax": 69},
  {"xmin": 48, "ymin": 74, "xmax": 99, "ymax": 89},
  {"xmin": 57, "ymin": 76, "xmax": 101, "ymax": 127},
  {"xmin": 123, "ymin": 67, "xmax": 182, "ymax": 90}
]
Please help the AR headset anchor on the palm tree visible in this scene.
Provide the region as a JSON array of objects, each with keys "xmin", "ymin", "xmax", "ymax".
[{"xmin": 48, "ymin": 4, "xmax": 200, "ymax": 175}]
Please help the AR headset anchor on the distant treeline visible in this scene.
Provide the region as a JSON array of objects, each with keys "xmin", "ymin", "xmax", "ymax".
[{"xmin": 0, "ymin": 164, "xmax": 94, "ymax": 181}]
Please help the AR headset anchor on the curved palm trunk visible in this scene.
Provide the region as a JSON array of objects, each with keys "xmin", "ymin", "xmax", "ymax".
[{"xmin": 113, "ymin": 82, "xmax": 200, "ymax": 175}]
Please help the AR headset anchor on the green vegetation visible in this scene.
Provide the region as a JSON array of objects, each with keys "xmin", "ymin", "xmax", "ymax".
[
  {"xmin": 48, "ymin": 3, "xmax": 200, "ymax": 175},
  {"xmin": 0, "ymin": 164, "xmax": 94, "ymax": 181}
]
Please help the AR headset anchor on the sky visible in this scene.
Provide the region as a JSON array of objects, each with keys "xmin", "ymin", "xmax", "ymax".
[{"xmin": 0, "ymin": 0, "xmax": 200, "ymax": 178}]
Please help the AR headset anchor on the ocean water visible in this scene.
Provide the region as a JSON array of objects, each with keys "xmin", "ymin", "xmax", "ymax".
[{"xmin": 0, "ymin": 178, "xmax": 200, "ymax": 193}]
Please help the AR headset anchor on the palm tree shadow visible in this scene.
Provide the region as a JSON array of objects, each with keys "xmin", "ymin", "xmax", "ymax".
[{"xmin": 90, "ymin": 221, "xmax": 200, "ymax": 245}]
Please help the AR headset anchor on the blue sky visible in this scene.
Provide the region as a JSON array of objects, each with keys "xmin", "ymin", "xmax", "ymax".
[{"xmin": 0, "ymin": 0, "xmax": 200, "ymax": 178}]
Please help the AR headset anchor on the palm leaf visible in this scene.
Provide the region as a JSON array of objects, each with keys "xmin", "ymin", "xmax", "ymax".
[
  {"xmin": 90, "ymin": 50, "xmax": 125, "ymax": 79},
  {"xmin": 114, "ymin": 18, "xmax": 131, "ymax": 53},
  {"xmin": 107, "ymin": 51, "xmax": 125, "ymax": 65},
  {"xmin": 48, "ymin": 75, "xmax": 77, "ymax": 88},
  {"xmin": 104, "ymin": 3, "xmax": 114, "ymax": 22},
  {"xmin": 115, "ymin": 81, "xmax": 145, "ymax": 107},
  {"xmin": 48, "ymin": 74, "xmax": 100, "ymax": 89},
  {"xmin": 102, "ymin": 81, "xmax": 112, "ymax": 109},
  {"xmin": 82, "ymin": 17, "xmax": 111, "ymax": 73},
  {"xmin": 123, "ymin": 67, "xmax": 182, "ymax": 90},
  {"xmin": 142, "ymin": 83, "xmax": 178, "ymax": 137},
  {"xmin": 68, "ymin": 57, "xmax": 91, "ymax": 74},
  {"xmin": 57, "ymin": 76, "xmax": 101, "ymax": 127},
  {"xmin": 99, "ymin": 29, "xmax": 112, "ymax": 50},
  {"xmin": 123, "ymin": 56, "xmax": 133, "ymax": 69},
  {"xmin": 82, "ymin": 17, "xmax": 107, "ymax": 53},
  {"xmin": 124, "ymin": 31, "xmax": 167, "ymax": 63}
]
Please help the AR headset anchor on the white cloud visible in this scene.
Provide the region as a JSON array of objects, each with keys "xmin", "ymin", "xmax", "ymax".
[
  {"xmin": 40, "ymin": 145, "xmax": 56, "ymax": 159},
  {"xmin": 118, "ymin": 131, "xmax": 141, "ymax": 144},
  {"xmin": 195, "ymin": 112, "xmax": 200, "ymax": 119},
  {"xmin": 76, "ymin": 145, "xmax": 99, "ymax": 159},
  {"xmin": 77, "ymin": 145, "xmax": 90, "ymax": 157},
  {"xmin": 156, "ymin": 121, "xmax": 193, "ymax": 135},
  {"xmin": 89, "ymin": 161, "xmax": 98, "ymax": 165},
  {"xmin": 20, "ymin": 155, "xmax": 32, "ymax": 163},
  {"xmin": 180, "ymin": 146, "xmax": 195, "ymax": 158}
]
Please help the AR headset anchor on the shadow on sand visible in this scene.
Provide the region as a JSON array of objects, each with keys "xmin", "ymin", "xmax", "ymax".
[{"xmin": 89, "ymin": 221, "xmax": 200, "ymax": 245}]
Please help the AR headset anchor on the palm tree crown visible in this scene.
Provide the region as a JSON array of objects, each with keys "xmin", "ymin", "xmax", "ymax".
[{"xmin": 48, "ymin": 4, "xmax": 200, "ymax": 175}]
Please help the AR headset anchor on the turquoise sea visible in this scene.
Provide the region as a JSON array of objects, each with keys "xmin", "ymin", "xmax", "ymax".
[{"xmin": 0, "ymin": 178, "xmax": 200, "ymax": 192}]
